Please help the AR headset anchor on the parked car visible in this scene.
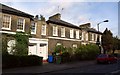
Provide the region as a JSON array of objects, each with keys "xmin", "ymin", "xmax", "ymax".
[{"xmin": 96, "ymin": 54, "xmax": 118, "ymax": 64}]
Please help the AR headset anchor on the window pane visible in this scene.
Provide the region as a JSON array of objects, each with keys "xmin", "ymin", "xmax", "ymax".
[
  {"xmin": 53, "ymin": 26, "xmax": 58, "ymax": 36},
  {"xmin": 76, "ymin": 30, "xmax": 79, "ymax": 39},
  {"xmin": 70, "ymin": 29, "xmax": 74, "ymax": 38},
  {"xmin": 61, "ymin": 27, "xmax": 65, "ymax": 37},
  {"xmin": 17, "ymin": 18, "xmax": 24, "ymax": 30},
  {"xmin": 2, "ymin": 15, "xmax": 11, "ymax": 29},
  {"xmin": 31, "ymin": 22, "xmax": 37, "ymax": 34},
  {"xmin": 41, "ymin": 24, "xmax": 46, "ymax": 35}
]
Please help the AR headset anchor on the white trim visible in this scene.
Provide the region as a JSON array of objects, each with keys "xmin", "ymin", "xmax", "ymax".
[
  {"xmin": 0, "ymin": 31, "xmax": 16, "ymax": 34},
  {"xmin": 0, "ymin": 31, "xmax": 29, "ymax": 35},
  {"xmin": 29, "ymin": 38, "xmax": 48, "ymax": 60},
  {"xmin": 89, "ymin": 41, "xmax": 96, "ymax": 43},
  {"xmin": 29, "ymin": 38, "xmax": 48, "ymax": 41},
  {"xmin": 1, "ymin": 28, "xmax": 11, "ymax": 30},
  {"xmin": 2, "ymin": 14, "xmax": 11, "ymax": 30},
  {"xmin": 48, "ymin": 36, "xmax": 82, "ymax": 42},
  {"xmin": 17, "ymin": 18, "xmax": 25, "ymax": 32}
]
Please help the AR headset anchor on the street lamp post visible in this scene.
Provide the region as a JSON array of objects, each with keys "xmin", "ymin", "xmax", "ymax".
[
  {"xmin": 97, "ymin": 20, "xmax": 109, "ymax": 32},
  {"xmin": 97, "ymin": 20, "xmax": 109, "ymax": 54}
]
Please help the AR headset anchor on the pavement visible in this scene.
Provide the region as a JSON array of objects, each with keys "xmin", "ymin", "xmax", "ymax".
[{"xmin": 2, "ymin": 60, "xmax": 95, "ymax": 74}]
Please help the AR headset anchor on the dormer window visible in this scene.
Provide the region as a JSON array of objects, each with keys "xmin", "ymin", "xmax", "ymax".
[
  {"xmin": 17, "ymin": 18, "xmax": 25, "ymax": 32},
  {"xmin": 2, "ymin": 15, "xmax": 11, "ymax": 30},
  {"xmin": 31, "ymin": 22, "xmax": 37, "ymax": 34}
]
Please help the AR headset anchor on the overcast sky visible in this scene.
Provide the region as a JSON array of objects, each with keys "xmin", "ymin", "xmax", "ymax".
[{"xmin": 1, "ymin": 0, "xmax": 119, "ymax": 37}]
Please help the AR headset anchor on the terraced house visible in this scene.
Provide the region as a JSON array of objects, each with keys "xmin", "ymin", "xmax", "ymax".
[
  {"xmin": 0, "ymin": 4, "xmax": 33, "ymax": 54},
  {"xmin": 1, "ymin": 4, "xmax": 102, "ymax": 61}
]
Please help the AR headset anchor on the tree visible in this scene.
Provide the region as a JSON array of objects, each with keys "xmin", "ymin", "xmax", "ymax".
[
  {"xmin": 118, "ymin": 39, "xmax": 120, "ymax": 50},
  {"xmin": 113, "ymin": 36, "xmax": 118, "ymax": 53},
  {"xmin": 101, "ymin": 28, "xmax": 113, "ymax": 54},
  {"xmin": 40, "ymin": 15, "xmax": 45, "ymax": 21},
  {"xmin": 13, "ymin": 32, "xmax": 28, "ymax": 56},
  {"xmin": 2, "ymin": 36, "xmax": 8, "ymax": 55}
]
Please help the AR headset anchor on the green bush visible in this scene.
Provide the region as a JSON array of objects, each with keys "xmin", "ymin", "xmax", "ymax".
[
  {"xmin": 53, "ymin": 44, "xmax": 99, "ymax": 63},
  {"xmin": 2, "ymin": 54, "xmax": 43, "ymax": 69},
  {"xmin": 74, "ymin": 44, "xmax": 99, "ymax": 60}
]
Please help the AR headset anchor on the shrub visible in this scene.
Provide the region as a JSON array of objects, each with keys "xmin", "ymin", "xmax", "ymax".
[
  {"xmin": 13, "ymin": 32, "xmax": 28, "ymax": 56},
  {"xmin": 2, "ymin": 54, "xmax": 43, "ymax": 69},
  {"xmin": 54, "ymin": 45, "xmax": 67, "ymax": 53},
  {"xmin": 74, "ymin": 44, "xmax": 99, "ymax": 60}
]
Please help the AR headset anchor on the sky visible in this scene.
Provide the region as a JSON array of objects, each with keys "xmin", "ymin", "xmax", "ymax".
[{"xmin": 1, "ymin": 0, "xmax": 119, "ymax": 37}]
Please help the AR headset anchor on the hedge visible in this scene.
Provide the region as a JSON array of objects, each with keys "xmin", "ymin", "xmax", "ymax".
[
  {"xmin": 2, "ymin": 54, "xmax": 43, "ymax": 69},
  {"xmin": 74, "ymin": 44, "xmax": 99, "ymax": 60},
  {"xmin": 53, "ymin": 44, "xmax": 100, "ymax": 63}
]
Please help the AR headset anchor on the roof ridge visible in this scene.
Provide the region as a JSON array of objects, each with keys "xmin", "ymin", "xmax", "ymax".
[{"xmin": 0, "ymin": 3, "xmax": 34, "ymax": 18}]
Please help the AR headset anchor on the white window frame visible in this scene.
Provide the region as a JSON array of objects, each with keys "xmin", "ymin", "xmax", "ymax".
[
  {"xmin": 76, "ymin": 30, "xmax": 79, "ymax": 39},
  {"xmin": 70, "ymin": 29, "xmax": 74, "ymax": 38},
  {"xmin": 41, "ymin": 24, "xmax": 46, "ymax": 35},
  {"xmin": 53, "ymin": 26, "xmax": 58, "ymax": 36},
  {"xmin": 73, "ymin": 44, "xmax": 77, "ymax": 48},
  {"xmin": 61, "ymin": 27, "xmax": 65, "ymax": 37},
  {"xmin": 96, "ymin": 34, "xmax": 98, "ymax": 41},
  {"xmin": 81, "ymin": 31, "xmax": 84, "ymax": 40},
  {"xmin": 31, "ymin": 22, "xmax": 37, "ymax": 34},
  {"xmin": 56, "ymin": 43, "xmax": 62, "ymax": 46},
  {"xmin": 2, "ymin": 14, "xmax": 11, "ymax": 30},
  {"xmin": 92, "ymin": 33, "xmax": 94, "ymax": 41},
  {"xmin": 17, "ymin": 17, "xmax": 25, "ymax": 32},
  {"xmin": 99, "ymin": 35, "xmax": 102, "ymax": 42},
  {"xmin": 85, "ymin": 33, "xmax": 88, "ymax": 41}
]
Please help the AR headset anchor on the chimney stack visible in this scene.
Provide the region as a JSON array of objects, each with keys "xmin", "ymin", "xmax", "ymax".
[
  {"xmin": 79, "ymin": 23, "xmax": 91, "ymax": 28},
  {"xmin": 49, "ymin": 13, "xmax": 61, "ymax": 20}
]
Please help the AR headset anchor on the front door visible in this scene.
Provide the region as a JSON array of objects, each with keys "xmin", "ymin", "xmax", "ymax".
[
  {"xmin": 29, "ymin": 44, "xmax": 37, "ymax": 55},
  {"xmin": 38, "ymin": 43, "xmax": 47, "ymax": 60}
]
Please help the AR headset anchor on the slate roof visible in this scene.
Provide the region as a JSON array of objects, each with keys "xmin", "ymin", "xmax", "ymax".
[
  {"xmin": 81, "ymin": 28, "xmax": 102, "ymax": 34},
  {"xmin": 0, "ymin": 3, "xmax": 34, "ymax": 18},
  {"xmin": 47, "ymin": 18, "xmax": 81, "ymax": 29}
]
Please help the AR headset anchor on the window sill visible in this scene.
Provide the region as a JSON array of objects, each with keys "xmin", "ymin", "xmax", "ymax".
[
  {"xmin": 2, "ymin": 28, "xmax": 11, "ymax": 30},
  {"xmin": 53, "ymin": 35, "xmax": 58, "ymax": 36},
  {"xmin": 16, "ymin": 29, "xmax": 24, "ymax": 32},
  {"xmin": 61, "ymin": 36, "xmax": 65, "ymax": 37},
  {"xmin": 41, "ymin": 34, "xmax": 46, "ymax": 36},
  {"xmin": 31, "ymin": 32, "xmax": 36, "ymax": 35}
]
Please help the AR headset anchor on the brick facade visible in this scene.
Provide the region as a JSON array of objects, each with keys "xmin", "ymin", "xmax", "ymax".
[{"xmin": 1, "ymin": 4, "xmax": 102, "ymax": 60}]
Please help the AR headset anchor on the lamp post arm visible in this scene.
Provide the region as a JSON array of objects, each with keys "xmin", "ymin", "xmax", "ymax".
[{"xmin": 97, "ymin": 21, "xmax": 105, "ymax": 32}]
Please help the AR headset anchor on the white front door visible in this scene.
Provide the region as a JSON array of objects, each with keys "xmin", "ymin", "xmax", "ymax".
[
  {"xmin": 29, "ymin": 38, "xmax": 48, "ymax": 60},
  {"xmin": 38, "ymin": 43, "xmax": 47, "ymax": 60},
  {"xmin": 29, "ymin": 44, "xmax": 37, "ymax": 55}
]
